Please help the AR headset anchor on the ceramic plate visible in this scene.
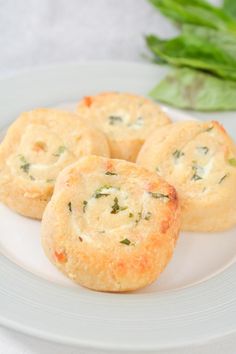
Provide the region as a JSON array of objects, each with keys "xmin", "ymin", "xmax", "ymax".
[{"xmin": 0, "ymin": 62, "xmax": 236, "ymax": 353}]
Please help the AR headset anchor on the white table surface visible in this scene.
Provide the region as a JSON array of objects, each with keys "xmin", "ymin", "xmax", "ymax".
[{"xmin": 1, "ymin": 0, "xmax": 236, "ymax": 353}]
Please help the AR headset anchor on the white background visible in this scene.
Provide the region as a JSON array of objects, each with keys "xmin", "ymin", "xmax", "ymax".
[{"xmin": 1, "ymin": 0, "xmax": 236, "ymax": 353}]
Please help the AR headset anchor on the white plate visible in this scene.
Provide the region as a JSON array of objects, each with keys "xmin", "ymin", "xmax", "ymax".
[{"xmin": 0, "ymin": 61, "xmax": 236, "ymax": 353}]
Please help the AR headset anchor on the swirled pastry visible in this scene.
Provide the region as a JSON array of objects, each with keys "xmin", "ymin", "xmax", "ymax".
[
  {"xmin": 41, "ymin": 155, "xmax": 180, "ymax": 292},
  {"xmin": 77, "ymin": 92, "xmax": 171, "ymax": 161},
  {"xmin": 137, "ymin": 120, "xmax": 236, "ymax": 232},
  {"xmin": 0, "ymin": 109, "xmax": 110, "ymax": 219}
]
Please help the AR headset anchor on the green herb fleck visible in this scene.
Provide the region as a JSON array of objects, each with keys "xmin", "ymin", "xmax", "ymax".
[
  {"xmin": 53, "ymin": 145, "xmax": 66, "ymax": 157},
  {"xmin": 149, "ymin": 192, "xmax": 170, "ymax": 202},
  {"xmin": 19, "ymin": 154, "xmax": 26, "ymax": 162},
  {"xmin": 129, "ymin": 212, "xmax": 134, "ymax": 218},
  {"xmin": 135, "ymin": 212, "xmax": 142, "ymax": 225},
  {"xmin": 105, "ymin": 171, "xmax": 117, "ymax": 176},
  {"xmin": 144, "ymin": 211, "xmax": 152, "ymax": 221},
  {"xmin": 46, "ymin": 178, "xmax": 55, "ymax": 183},
  {"xmin": 156, "ymin": 166, "xmax": 160, "ymax": 173},
  {"xmin": 109, "ymin": 116, "xmax": 123, "ymax": 125},
  {"xmin": 192, "ymin": 162, "xmax": 203, "ymax": 181},
  {"xmin": 111, "ymin": 197, "xmax": 127, "ymax": 214},
  {"xmin": 21, "ymin": 163, "xmax": 30, "ymax": 173},
  {"xmin": 19, "ymin": 155, "xmax": 30, "ymax": 174},
  {"xmin": 219, "ymin": 174, "xmax": 229, "ymax": 184},
  {"xmin": 83, "ymin": 200, "xmax": 88, "ymax": 213},
  {"xmin": 206, "ymin": 126, "xmax": 213, "ymax": 132},
  {"xmin": 192, "ymin": 173, "xmax": 203, "ymax": 181},
  {"xmin": 93, "ymin": 185, "xmax": 113, "ymax": 198},
  {"xmin": 228, "ymin": 158, "xmax": 236, "ymax": 166},
  {"xmin": 29, "ymin": 175, "xmax": 35, "ymax": 181},
  {"xmin": 173, "ymin": 150, "xmax": 184, "ymax": 159},
  {"xmin": 111, "ymin": 197, "xmax": 119, "ymax": 214},
  {"xmin": 197, "ymin": 146, "xmax": 209, "ymax": 154},
  {"xmin": 68, "ymin": 202, "xmax": 72, "ymax": 213},
  {"xmin": 120, "ymin": 238, "xmax": 131, "ymax": 246}
]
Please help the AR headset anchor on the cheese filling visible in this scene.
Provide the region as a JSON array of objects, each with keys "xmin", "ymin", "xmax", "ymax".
[
  {"xmin": 68, "ymin": 177, "xmax": 170, "ymax": 246},
  {"xmin": 6, "ymin": 124, "xmax": 75, "ymax": 183}
]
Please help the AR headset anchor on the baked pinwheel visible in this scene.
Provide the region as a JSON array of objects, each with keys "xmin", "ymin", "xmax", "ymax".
[
  {"xmin": 41, "ymin": 156, "xmax": 180, "ymax": 292},
  {"xmin": 0, "ymin": 109, "xmax": 110, "ymax": 219}
]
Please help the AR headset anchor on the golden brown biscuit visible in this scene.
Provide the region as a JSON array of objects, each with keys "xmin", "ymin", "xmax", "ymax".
[
  {"xmin": 0, "ymin": 109, "xmax": 110, "ymax": 219},
  {"xmin": 137, "ymin": 120, "xmax": 236, "ymax": 232},
  {"xmin": 41, "ymin": 155, "xmax": 180, "ymax": 292},
  {"xmin": 77, "ymin": 92, "xmax": 171, "ymax": 161}
]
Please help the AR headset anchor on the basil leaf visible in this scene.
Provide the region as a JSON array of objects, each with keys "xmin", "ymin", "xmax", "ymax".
[
  {"xmin": 148, "ymin": 0, "xmax": 236, "ymax": 34},
  {"xmin": 146, "ymin": 33, "xmax": 236, "ymax": 81},
  {"xmin": 149, "ymin": 68, "xmax": 236, "ymax": 111},
  {"xmin": 223, "ymin": 0, "xmax": 236, "ymax": 20}
]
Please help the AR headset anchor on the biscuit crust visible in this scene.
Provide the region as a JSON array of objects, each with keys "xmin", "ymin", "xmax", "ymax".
[
  {"xmin": 77, "ymin": 92, "xmax": 171, "ymax": 161},
  {"xmin": 41, "ymin": 156, "xmax": 180, "ymax": 292},
  {"xmin": 0, "ymin": 109, "xmax": 110, "ymax": 219},
  {"xmin": 137, "ymin": 120, "xmax": 236, "ymax": 232}
]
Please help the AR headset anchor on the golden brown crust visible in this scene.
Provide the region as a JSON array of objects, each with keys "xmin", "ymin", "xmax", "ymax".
[
  {"xmin": 0, "ymin": 109, "xmax": 110, "ymax": 219},
  {"xmin": 77, "ymin": 92, "xmax": 171, "ymax": 162},
  {"xmin": 137, "ymin": 120, "xmax": 236, "ymax": 232},
  {"xmin": 41, "ymin": 155, "xmax": 180, "ymax": 292}
]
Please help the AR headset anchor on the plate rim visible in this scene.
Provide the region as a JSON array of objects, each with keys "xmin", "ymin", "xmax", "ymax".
[{"xmin": 1, "ymin": 61, "xmax": 236, "ymax": 352}]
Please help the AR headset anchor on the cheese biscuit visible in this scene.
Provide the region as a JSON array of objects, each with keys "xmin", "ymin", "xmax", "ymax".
[
  {"xmin": 41, "ymin": 155, "xmax": 180, "ymax": 292},
  {"xmin": 0, "ymin": 109, "xmax": 110, "ymax": 219},
  {"xmin": 137, "ymin": 120, "xmax": 236, "ymax": 231},
  {"xmin": 77, "ymin": 92, "xmax": 171, "ymax": 161}
]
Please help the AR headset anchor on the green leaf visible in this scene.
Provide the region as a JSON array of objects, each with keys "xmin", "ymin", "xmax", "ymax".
[
  {"xmin": 148, "ymin": 0, "xmax": 236, "ymax": 35},
  {"xmin": 223, "ymin": 0, "xmax": 236, "ymax": 19},
  {"xmin": 149, "ymin": 67, "xmax": 236, "ymax": 111},
  {"xmin": 146, "ymin": 35, "xmax": 167, "ymax": 64},
  {"xmin": 182, "ymin": 25, "xmax": 236, "ymax": 60},
  {"xmin": 145, "ymin": 33, "xmax": 236, "ymax": 81}
]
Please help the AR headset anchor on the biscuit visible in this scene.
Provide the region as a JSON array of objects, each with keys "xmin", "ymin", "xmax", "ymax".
[
  {"xmin": 77, "ymin": 92, "xmax": 171, "ymax": 161},
  {"xmin": 137, "ymin": 120, "xmax": 236, "ymax": 232},
  {"xmin": 41, "ymin": 155, "xmax": 180, "ymax": 292},
  {"xmin": 0, "ymin": 109, "xmax": 110, "ymax": 219}
]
